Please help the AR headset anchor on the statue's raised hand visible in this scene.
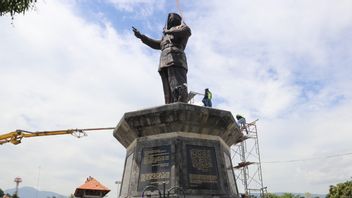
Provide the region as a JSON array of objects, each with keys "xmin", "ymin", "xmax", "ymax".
[{"xmin": 132, "ymin": 26, "xmax": 142, "ymax": 39}]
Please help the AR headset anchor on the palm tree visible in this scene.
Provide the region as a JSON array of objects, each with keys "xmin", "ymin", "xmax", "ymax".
[{"xmin": 0, "ymin": 0, "xmax": 37, "ymax": 19}]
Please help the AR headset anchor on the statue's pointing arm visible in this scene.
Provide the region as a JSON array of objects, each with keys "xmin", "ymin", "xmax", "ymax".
[
  {"xmin": 132, "ymin": 26, "xmax": 161, "ymax": 50},
  {"xmin": 140, "ymin": 36, "xmax": 161, "ymax": 50}
]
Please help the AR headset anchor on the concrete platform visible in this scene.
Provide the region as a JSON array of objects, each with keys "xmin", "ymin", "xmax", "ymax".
[
  {"xmin": 113, "ymin": 103, "xmax": 242, "ymax": 198},
  {"xmin": 113, "ymin": 103, "xmax": 243, "ymax": 148}
]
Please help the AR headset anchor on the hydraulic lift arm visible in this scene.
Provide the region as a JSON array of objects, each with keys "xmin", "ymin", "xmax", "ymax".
[{"xmin": 0, "ymin": 127, "xmax": 115, "ymax": 145}]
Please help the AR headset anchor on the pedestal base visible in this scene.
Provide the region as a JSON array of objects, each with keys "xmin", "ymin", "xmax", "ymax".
[{"xmin": 114, "ymin": 103, "xmax": 242, "ymax": 198}]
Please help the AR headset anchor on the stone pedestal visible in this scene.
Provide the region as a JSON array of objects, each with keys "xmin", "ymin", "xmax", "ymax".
[{"xmin": 114, "ymin": 103, "xmax": 243, "ymax": 198}]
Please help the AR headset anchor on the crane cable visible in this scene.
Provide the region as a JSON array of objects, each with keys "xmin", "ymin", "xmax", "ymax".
[{"xmin": 175, "ymin": 0, "xmax": 184, "ymax": 20}]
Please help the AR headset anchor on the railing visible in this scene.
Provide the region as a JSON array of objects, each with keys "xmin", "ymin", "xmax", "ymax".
[{"xmin": 141, "ymin": 183, "xmax": 185, "ymax": 198}]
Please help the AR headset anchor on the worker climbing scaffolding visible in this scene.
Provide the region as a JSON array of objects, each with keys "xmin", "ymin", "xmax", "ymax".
[{"xmin": 236, "ymin": 115, "xmax": 248, "ymax": 134}]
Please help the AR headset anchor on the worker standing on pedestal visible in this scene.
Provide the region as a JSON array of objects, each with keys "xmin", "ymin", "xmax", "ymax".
[{"xmin": 202, "ymin": 88, "xmax": 212, "ymax": 107}]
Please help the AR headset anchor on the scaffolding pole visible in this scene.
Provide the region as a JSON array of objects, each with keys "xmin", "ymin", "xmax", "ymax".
[{"xmin": 232, "ymin": 119, "xmax": 266, "ymax": 198}]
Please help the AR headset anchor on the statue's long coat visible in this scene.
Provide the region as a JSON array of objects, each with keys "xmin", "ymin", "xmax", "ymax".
[
  {"xmin": 140, "ymin": 14, "xmax": 191, "ymax": 71},
  {"xmin": 138, "ymin": 13, "xmax": 191, "ymax": 103}
]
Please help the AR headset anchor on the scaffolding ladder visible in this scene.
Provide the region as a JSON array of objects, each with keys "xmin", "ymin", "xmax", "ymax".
[{"xmin": 231, "ymin": 119, "xmax": 267, "ymax": 198}]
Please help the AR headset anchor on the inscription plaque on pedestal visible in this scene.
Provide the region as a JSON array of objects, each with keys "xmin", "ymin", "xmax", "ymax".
[
  {"xmin": 186, "ymin": 145, "xmax": 219, "ymax": 190},
  {"xmin": 138, "ymin": 145, "xmax": 171, "ymax": 191}
]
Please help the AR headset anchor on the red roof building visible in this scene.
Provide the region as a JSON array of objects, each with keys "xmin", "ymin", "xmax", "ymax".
[{"xmin": 74, "ymin": 176, "xmax": 110, "ymax": 198}]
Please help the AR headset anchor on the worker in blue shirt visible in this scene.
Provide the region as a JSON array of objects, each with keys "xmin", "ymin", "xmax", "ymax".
[{"xmin": 236, "ymin": 115, "xmax": 248, "ymax": 134}]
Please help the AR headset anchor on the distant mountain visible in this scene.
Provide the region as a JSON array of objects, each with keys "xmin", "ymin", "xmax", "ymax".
[{"xmin": 5, "ymin": 186, "xmax": 67, "ymax": 198}]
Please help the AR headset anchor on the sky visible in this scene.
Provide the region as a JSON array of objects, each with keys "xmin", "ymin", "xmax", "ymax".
[{"xmin": 0, "ymin": 0, "xmax": 352, "ymax": 197}]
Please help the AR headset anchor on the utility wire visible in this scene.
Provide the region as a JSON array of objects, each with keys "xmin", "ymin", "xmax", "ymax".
[{"xmin": 262, "ymin": 152, "xmax": 352, "ymax": 164}]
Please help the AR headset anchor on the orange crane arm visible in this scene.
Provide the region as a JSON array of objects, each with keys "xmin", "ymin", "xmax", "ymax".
[{"xmin": 0, "ymin": 127, "xmax": 115, "ymax": 145}]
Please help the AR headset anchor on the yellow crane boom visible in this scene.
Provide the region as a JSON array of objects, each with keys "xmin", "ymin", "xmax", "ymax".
[{"xmin": 0, "ymin": 127, "xmax": 115, "ymax": 145}]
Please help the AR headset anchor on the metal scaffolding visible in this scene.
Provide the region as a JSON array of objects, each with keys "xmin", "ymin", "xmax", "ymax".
[{"xmin": 231, "ymin": 119, "xmax": 267, "ymax": 198}]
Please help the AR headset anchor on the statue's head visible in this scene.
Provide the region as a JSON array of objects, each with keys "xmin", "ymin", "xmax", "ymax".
[{"xmin": 167, "ymin": 13, "xmax": 182, "ymax": 29}]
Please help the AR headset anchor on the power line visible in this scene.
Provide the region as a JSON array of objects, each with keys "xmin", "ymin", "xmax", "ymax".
[{"xmin": 262, "ymin": 152, "xmax": 352, "ymax": 164}]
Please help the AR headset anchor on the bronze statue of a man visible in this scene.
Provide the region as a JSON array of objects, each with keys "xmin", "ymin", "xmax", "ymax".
[{"xmin": 133, "ymin": 13, "xmax": 191, "ymax": 104}]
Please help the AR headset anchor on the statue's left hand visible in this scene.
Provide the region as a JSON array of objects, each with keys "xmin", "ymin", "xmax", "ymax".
[
  {"xmin": 164, "ymin": 26, "xmax": 181, "ymax": 34},
  {"xmin": 163, "ymin": 27, "xmax": 174, "ymax": 34}
]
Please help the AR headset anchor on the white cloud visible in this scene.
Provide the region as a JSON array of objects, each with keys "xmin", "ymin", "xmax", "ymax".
[
  {"xmin": 184, "ymin": 0, "xmax": 352, "ymax": 194},
  {"xmin": 108, "ymin": 0, "xmax": 166, "ymax": 16},
  {"xmin": 0, "ymin": 0, "xmax": 163, "ymax": 197},
  {"xmin": 1, "ymin": 0, "xmax": 352, "ymax": 196}
]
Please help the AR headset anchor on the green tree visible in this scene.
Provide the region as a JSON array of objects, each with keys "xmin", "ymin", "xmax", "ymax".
[
  {"xmin": 0, "ymin": 188, "xmax": 4, "ymax": 197},
  {"xmin": 304, "ymin": 192, "xmax": 312, "ymax": 198},
  {"xmin": 264, "ymin": 193, "xmax": 301, "ymax": 198},
  {"xmin": 327, "ymin": 181, "xmax": 352, "ymax": 198},
  {"xmin": 264, "ymin": 193, "xmax": 280, "ymax": 198},
  {"xmin": 280, "ymin": 193, "xmax": 300, "ymax": 198},
  {"xmin": 0, "ymin": 0, "xmax": 37, "ymax": 19}
]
